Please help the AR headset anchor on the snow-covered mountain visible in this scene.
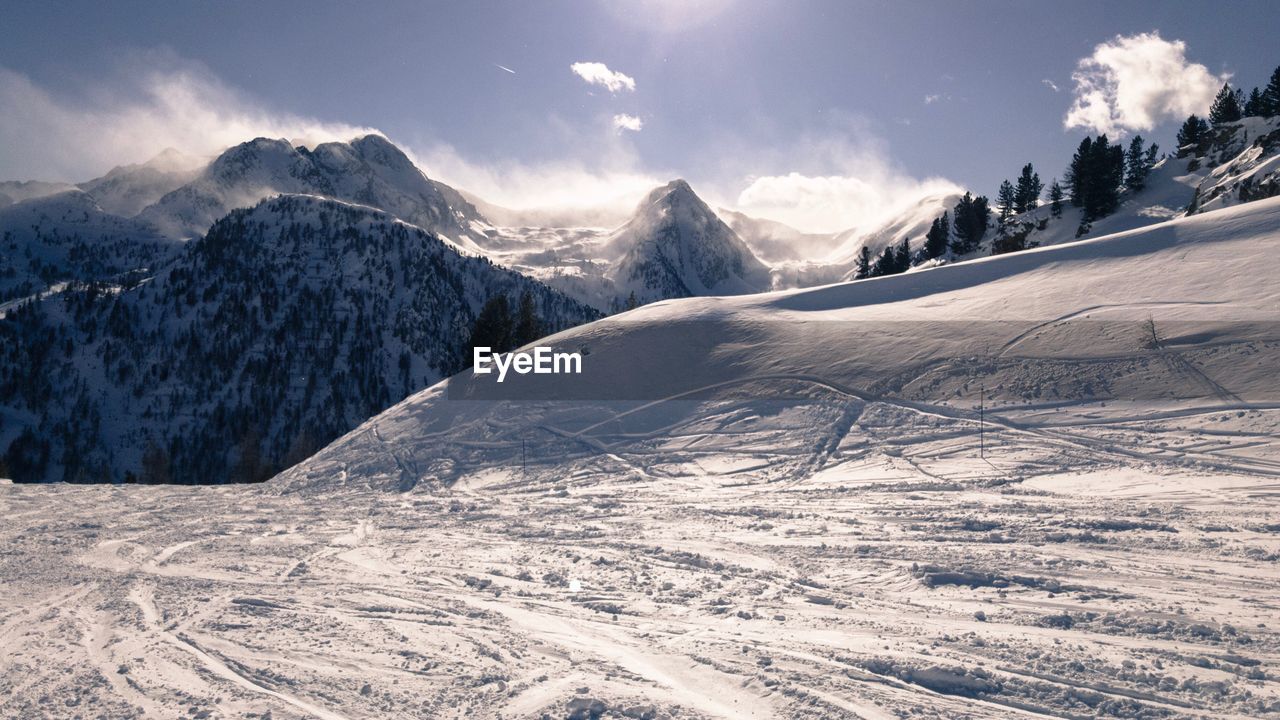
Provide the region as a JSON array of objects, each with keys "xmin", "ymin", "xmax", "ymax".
[
  {"xmin": 717, "ymin": 208, "xmax": 838, "ymax": 263},
  {"xmin": 605, "ymin": 180, "xmax": 771, "ymax": 304},
  {"xmin": 0, "ymin": 194, "xmax": 597, "ymax": 484},
  {"xmin": 472, "ymin": 180, "xmax": 776, "ymax": 312},
  {"xmin": 0, "ymin": 189, "xmax": 179, "ymax": 302},
  {"xmin": 76, "ymin": 147, "xmax": 206, "ymax": 217},
  {"xmin": 138, "ymin": 135, "xmax": 493, "ymax": 248},
  {"xmin": 281, "ymin": 194, "xmax": 1280, "ymax": 490},
  {"xmin": 0, "ymin": 179, "xmax": 77, "ymax": 207}
]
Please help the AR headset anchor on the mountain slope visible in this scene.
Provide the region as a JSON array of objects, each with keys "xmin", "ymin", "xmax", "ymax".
[
  {"xmin": 1186, "ymin": 116, "xmax": 1280, "ymax": 214},
  {"xmin": 138, "ymin": 135, "xmax": 493, "ymax": 248},
  {"xmin": 0, "ymin": 180, "xmax": 76, "ymax": 206},
  {"xmin": 0, "ymin": 194, "xmax": 597, "ymax": 484},
  {"xmin": 279, "ymin": 195, "xmax": 1280, "ymax": 493},
  {"xmin": 980, "ymin": 117, "xmax": 1280, "ymax": 259},
  {"xmin": 0, "ymin": 189, "xmax": 180, "ymax": 302},
  {"xmin": 826, "ymin": 191, "xmax": 962, "ymax": 268},
  {"xmin": 605, "ymin": 180, "xmax": 771, "ymax": 303},
  {"xmin": 76, "ymin": 148, "xmax": 206, "ymax": 217}
]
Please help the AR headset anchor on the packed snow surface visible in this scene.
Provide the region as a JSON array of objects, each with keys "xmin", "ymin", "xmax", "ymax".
[{"xmin": 4, "ymin": 200, "xmax": 1280, "ymax": 718}]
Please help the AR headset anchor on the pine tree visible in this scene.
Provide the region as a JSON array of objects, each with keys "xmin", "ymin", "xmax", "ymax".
[
  {"xmin": 950, "ymin": 193, "xmax": 990, "ymax": 254},
  {"xmin": 1262, "ymin": 65, "xmax": 1280, "ymax": 117},
  {"xmin": 996, "ymin": 180, "xmax": 1016, "ymax": 225},
  {"xmin": 1244, "ymin": 87, "xmax": 1265, "ymax": 117},
  {"xmin": 1014, "ymin": 163, "xmax": 1043, "ymax": 213},
  {"xmin": 1125, "ymin": 135, "xmax": 1150, "ymax": 192},
  {"xmin": 1208, "ymin": 82, "xmax": 1242, "ymax": 124},
  {"xmin": 1066, "ymin": 135, "xmax": 1125, "ymax": 222},
  {"xmin": 1086, "ymin": 135, "xmax": 1125, "ymax": 219},
  {"xmin": 466, "ymin": 295, "xmax": 514, "ymax": 364},
  {"xmin": 1048, "ymin": 178, "xmax": 1064, "ymax": 218},
  {"xmin": 1176, "ymin": 114, "xmax": 1211, "ymax": 154},
  {"xmin": 923, "ymin": 212, "xmax": 949, "ymax": 259},
  {"xmin": 1064, "ymin": 137, "xmax": 1092, "ymax": 207},
  {"xmin": 872, "ymin": 246, "xmax": 896, "ymax": 277},
  {"xmin": 854, "ymin": 246, "xmax": 873, "ymax": 279},
  {"xmin": 512, "ymin": 290, "xmax": 542, "ymax": 348},
  {"xmin": 894, "ymin": 236, "xmax": 911, "ymax": 272}
]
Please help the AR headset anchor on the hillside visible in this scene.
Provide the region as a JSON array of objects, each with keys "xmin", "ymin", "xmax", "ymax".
[
  {"xmin": 0, "ymin": 195, "xmax": 597, "ymax": 484},
  {"xmin": 282, "ymin": 195, "xmax": 1280, "ymax": 492},
  {"xmin": 0, "ymin": 189, "xmax": 180, "ymax": 302}
]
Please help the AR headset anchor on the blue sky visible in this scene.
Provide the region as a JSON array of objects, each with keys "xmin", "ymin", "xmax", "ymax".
[{"xmin": 2, "ymin": 0, "xmax": 1278, "ymax": 230}]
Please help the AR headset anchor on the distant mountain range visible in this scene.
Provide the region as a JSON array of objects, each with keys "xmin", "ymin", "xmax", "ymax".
[
  {"xmin": 4, "ymin": 117, "xmax": 1278, "ymax": 483},
  {"xmin": 0, "ymin": 194, "xmax": 597, "ymax": 483}
]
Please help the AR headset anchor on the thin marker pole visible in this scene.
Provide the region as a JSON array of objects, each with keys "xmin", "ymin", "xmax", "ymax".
[{"xmin": 979, "ymin": 384, "xmax": 985, "ymax": 460}]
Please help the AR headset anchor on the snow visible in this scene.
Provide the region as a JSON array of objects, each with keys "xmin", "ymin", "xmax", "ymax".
[{"xmin": 5, "ymin": 129, "xmax": 1280, "ymax": 718}]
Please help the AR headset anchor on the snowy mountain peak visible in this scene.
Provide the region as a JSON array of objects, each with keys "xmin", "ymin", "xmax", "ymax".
[
  {"xmin": 605, "ymin": 179, "xmax": 771, "ymax": 303},
  {"xmin": 137, "ymin": 134, "xmax": 491, "ymax": 245},
  {"xmin": 646, "ymin": 178, "xmax": 695, "ymax": 202},
  {"xmin": 143, "ymin": 146, "xmax": 204, "ymax": 171}
]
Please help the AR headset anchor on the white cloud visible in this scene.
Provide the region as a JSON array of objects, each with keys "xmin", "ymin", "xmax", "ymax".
[
  {"xmin": 570, "ymin": 62, "xmax": 636, "ymax": 93},
  {"xmin": 1064, "ymin": 32, "xmax": 1226, "ymax": 136},
  {"xmin": 726, "ymin": 129, "xmax": 961, "ymax": 234},
  {"xmin": 924, "ymin": 94, "xmax": 941, "ymax": 104},
  {"xmin": 411, "ymin": 142, "xmax": 662, "ymax": 223},
  {"xmin": 612, "ymin": 114, "xmax": 643, "ymax": 132},
  {"xmin": 0, "ymin": 57, "xmax": 377, "ymax": 182}
]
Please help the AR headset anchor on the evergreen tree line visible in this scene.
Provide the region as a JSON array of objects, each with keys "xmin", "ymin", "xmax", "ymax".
[
  {"xmin": 1178, "ymin": 65, "xmax": 1280, "ymax": 150},
  {"xmin": 996, "ymin": 164, "xmax": 1044, "ymax": 225},
  {"xmin": 854, "ymin": 192, "xmax": 991, "ymax": 279},
  {"xmin": 464, "ymin": 290, "xmax": 546, "ymax": 363},
  {"xmin": 853, "ymin": 129, "xmax": 1167, "ymax": 276}
]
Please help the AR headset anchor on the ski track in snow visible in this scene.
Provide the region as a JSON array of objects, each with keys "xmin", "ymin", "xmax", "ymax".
[{"xmin": 3, "ymin": 388, "xmax": 1280, "ymax": 719}]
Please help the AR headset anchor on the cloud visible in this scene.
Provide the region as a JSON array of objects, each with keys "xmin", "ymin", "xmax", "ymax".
[
  {"xmin": 411, "ymin": 142, "xmax": 662, "ymax": 224},
  {"xmin": 570, "ymin": 62, "xmax": 636, "ymax": 93},
  {"xmin": 612, "ymin": 114, "xmax": 644, "ymax": 132},
  {"xmin": 1064, "ymin": 32, "xmax": 1226, "ymax": 136},
  {"xmin": 924, "ymin": 94, "xmax": 941, "ymax": 105},
  {"xmin": 0, "ymin": 55, "xmax": 377, "ymax": 182},
  {"xmin": 725, "ymin": 127, "xmax": 961, "ymax": 234},
  {"xmin": 1042, "ymin": 78, "xmax": 1060, "ymax": 92}
]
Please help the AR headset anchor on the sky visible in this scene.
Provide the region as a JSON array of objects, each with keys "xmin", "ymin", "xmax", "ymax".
[{"xmin": 2, "ymin": 0, "xmax": 1278, "ymax": 232}]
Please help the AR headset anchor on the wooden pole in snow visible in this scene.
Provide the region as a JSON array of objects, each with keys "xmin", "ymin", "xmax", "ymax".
[{"xmin": 980, "ymin": 384, "xmax": 985, "ymax": 460}]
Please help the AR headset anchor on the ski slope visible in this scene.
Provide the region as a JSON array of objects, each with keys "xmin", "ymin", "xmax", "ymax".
[
  {"xmin": 4, "ymin": 200, "xmax": 1280, "ymax": 720},
  {"xmin": 284, "ymin": 196, "xmax": 1280, "ymax": 494}
]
